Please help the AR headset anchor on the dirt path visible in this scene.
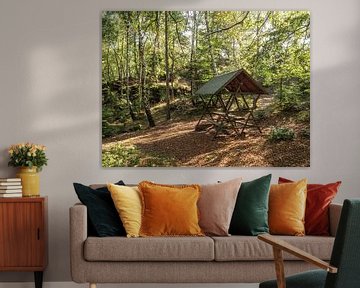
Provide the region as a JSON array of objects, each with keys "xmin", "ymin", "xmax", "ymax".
[{"xmin": 103, "ymin": 114, "xmax": 310, "ymax": 167}]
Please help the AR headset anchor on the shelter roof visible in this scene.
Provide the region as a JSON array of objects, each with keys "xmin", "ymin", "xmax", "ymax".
[{"xmin": 195, "ymin": 69, "xmax": 268, "ymax": 96}]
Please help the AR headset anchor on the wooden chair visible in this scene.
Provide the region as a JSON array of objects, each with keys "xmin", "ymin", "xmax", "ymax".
[{"xmin": 258, "ymin": 199, "xmax": 360, "ymax": 288}]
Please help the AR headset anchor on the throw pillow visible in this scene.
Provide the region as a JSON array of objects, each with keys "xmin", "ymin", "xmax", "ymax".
[
  {"xmin": 279, "ymin": 177, "xmax": 341, "ymax": 236},
  {"xmin": 107, "ymin": 183, "xmax": 142, "ymax": 238},
  {"xmin": 229, "ymin": 174, "xmax": 272, "ymax": 236},
  {"xmin": 269, "ymin": 179, "xmax": 307, "ymax": 236},
  {"xmin": 73, "ymin": 181, "xmax": 126, "ymax": 237},
  {"xmin": 138, "ymin": 181, "xmax": 203, "ymax": 237},
  {"xmin": 198, "ymin": 178, "xmax": 242, "ymax": 236}
]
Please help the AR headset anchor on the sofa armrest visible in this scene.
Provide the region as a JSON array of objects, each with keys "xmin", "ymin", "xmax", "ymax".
[
  {"xmin": 69, "ymin": 203, "xmax": 88, "ymax": 283},
  {"xmin": 329, "ymin": 203, "xmax": 342, "ymax": 237},
  {"xmin": 258, "ymin": 234, "xmax": 337, "ymax": 273}
]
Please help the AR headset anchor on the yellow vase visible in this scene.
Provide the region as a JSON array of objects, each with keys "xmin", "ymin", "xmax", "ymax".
[{"xmin": 16, "ymin": 167, "xmax": 40, "ymax": 197}]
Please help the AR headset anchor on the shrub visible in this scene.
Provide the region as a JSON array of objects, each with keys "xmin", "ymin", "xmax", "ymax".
[
  {"xmin": 253, "ymin": 109, "xmax": 267, "ymax": 120},
  {"xmin": 296, "ymin": 110, "xmax": 310, "ymax": 122},
  {"xmin": 269, "ymin": 127, "xmax": 295, "ymax": 142},
  {"xmin": 102, "ymin": 144, "xmax": 141, "ymax": 167},
  {"xmin": 102, "ymin": 121, "xmax": 124, "ymax": 138},
  {"xmin": 102, "ymin": 121, "xmax": 142, "ymax": 138},
  {"xmin": 102, "ymin": 144, "xmax": 175, "ymax": 167}
]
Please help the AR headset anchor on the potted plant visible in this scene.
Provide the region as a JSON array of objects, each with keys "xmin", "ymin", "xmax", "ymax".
[{"xmin": 8, "ymin": 143, "xmax": 48, "ymax": 197}]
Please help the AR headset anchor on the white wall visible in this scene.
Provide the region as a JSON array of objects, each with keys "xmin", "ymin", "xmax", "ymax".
[{"xmin": 0, "ymin": 0, "xmax": 360, "ymax": 283}]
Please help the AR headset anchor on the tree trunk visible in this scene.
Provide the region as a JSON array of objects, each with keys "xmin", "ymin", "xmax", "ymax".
[
  {"xmin": 165, "ymin": 11, "xmax": 171, "ymax": 120},
  {"xmin": 205, "ymin": 11, "xmax": 217, "ymax": 76},
  {"xmin": 151, "ymin": 11, "xmax": 160, "ymax": 80},
  {"xmin": 189, "ymin": 11, "xmax": 198, "ymax": 105},
  {"xmin": 170, "ymin": 37, "xmax": 175, "ymax": 100},
  {"xmin": 138, "ymin": 13, "xmax": 155, "ymax": 127},
  {"xmin": 125, "ymin": 12, "xmax": 136, "ymax": 121}
]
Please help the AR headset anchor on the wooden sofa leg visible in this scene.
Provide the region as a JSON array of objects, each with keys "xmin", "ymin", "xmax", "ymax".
[{"xmin": 89, "ymin": 283, "xmax": 96, "ymax": 288}]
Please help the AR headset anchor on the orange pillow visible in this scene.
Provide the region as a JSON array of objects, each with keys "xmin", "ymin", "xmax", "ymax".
[
  {"xmin": 269, "ymin": 179, "xmax": 307, "ymax": 236},
  {"xmin": 138, "ymin": 181, "xmax": 204, "ymax": 237}
]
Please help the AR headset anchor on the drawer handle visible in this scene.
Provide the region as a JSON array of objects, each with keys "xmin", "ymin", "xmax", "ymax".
[{"xmin": 37, "ymin": 228, "xmax": 40, "ymax": 240}]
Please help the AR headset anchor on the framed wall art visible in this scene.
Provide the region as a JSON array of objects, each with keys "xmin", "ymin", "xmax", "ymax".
[{"xmin": 102, "ymin": 11, "xmax": 310, "ymax": 167}]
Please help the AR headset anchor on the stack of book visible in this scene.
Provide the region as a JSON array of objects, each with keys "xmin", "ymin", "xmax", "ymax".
[{"xmin": 0, "ymin": 178, "xmax": 22, "ymax": 197}]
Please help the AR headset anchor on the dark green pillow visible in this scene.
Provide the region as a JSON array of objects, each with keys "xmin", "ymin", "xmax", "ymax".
[
  {"xmin": 73, "ymin": 181, "xmax": 126, "ymax": 237},
  {"xmin": 229, "ymin": 174, "xmax": 272, "ymax": 236}
]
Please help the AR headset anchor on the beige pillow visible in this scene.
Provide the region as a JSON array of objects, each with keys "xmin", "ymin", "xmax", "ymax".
[{"xmin": 198, "ymin": 178, "xmax": 242, "ymax": 236}]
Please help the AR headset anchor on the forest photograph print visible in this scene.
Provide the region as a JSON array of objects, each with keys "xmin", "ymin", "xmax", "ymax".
[{"xmin": 102, "ymin": 11, "xmax": 310, "ymax": 167}]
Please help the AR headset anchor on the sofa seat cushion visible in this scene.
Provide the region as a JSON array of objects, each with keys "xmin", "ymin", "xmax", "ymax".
[
  {"xmin": 84, "ymin": 236, "xmax": 214, "ymax": 261},
  {"xmin": 212, "ymin": 236, "xmax": 334, "ymax": 261}
]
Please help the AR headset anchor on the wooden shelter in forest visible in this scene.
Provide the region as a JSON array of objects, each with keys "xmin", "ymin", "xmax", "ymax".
[{"xmin": 195, "ymin": 69, "xmax": 268, "ymax": 138}]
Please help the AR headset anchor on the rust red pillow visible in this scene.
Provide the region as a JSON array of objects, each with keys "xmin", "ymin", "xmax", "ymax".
[{"xmin": 278, "ymin": 177, "xmax": 341, "ymax": 236}]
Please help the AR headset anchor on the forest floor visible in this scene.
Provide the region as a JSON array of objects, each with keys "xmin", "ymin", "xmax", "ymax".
[{"xmin": 102, "ymin": 97, "xmax": 310, "ymax": 167}]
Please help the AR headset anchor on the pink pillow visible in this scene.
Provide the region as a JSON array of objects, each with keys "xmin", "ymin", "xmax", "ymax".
[{"xmin": 198, "ymin": 178, "xmax": 242, "ymax": 236}]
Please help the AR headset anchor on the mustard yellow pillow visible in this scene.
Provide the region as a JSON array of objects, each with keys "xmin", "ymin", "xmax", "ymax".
[
  {"xmin": 138, "ymin": 181, "xmax": 204, "ymax": 237},
  {"xmin": 269, "ymin": 179, "xmax": 307, "ymax": 236},
  {"xmin": 107, "ymin": 183, "xmax": 142, "ymax": 238}
]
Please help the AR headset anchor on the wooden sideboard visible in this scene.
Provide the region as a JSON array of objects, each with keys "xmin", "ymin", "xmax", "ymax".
[{"xmin": 0, "ymin": 197, "xmax": 48, "ymax": 288}]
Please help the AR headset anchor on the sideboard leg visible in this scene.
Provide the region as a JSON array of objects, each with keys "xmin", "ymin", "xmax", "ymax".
[
  {"xmin": 90, "ymin": 283, "xmax": 97, "ymax": 288},
  {"xmin": 34, "ymin": 271, "xmax": 43, "ymax": 288}
]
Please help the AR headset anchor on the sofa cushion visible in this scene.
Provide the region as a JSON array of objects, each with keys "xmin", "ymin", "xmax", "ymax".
[
  {"xmin": 198, "ymin": 178, "xmax": 242, "ymax": 236},
  {"xmin": 212, "ymin": 236, "xmax": 334, "ymax": 261},
  {"xmin": 73, "ymin": 181, "xmax": 126, "ymax": 237},
  {"xmin": 229, "ymin": 174, "xmax": 271, "ymax": 236},
  {"xmin": 107, "ymin": 184, "xmax": 142, "ymax": 238},
  {"xmin": 84, "ymin": 236, "xmax": 214, "ymax": 261},
  {"xmin": 139, "ymin": 181, "xmax": 203, "ymax": 237},
  {"xmin": 269, "ymin": 179, "xmax": 307, "ymax": 236}
]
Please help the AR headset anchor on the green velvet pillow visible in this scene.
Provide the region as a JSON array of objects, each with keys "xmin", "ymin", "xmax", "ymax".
[{"xmin": 229, "ymin": 174, "xmax": 272, "ymax": 236}]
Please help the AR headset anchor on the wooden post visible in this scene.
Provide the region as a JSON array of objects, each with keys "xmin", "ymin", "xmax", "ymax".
[
  {"xmin": 89, "ymin": 283, "xmax": 97, "ymax": 288},
  {"xmin": 273, "ymin": 247, "xmax": 286, "ymax": 288}
]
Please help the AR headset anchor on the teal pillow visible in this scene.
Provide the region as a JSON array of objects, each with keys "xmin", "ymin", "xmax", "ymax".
[{"xmin": 229, "ymin": 174, "xmax": 272, "ymax": 236}]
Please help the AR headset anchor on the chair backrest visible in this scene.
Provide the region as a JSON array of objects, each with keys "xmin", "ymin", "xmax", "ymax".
[{"xmin": 325, "ymin": 199, "xmax": 360, "ymax": 288}]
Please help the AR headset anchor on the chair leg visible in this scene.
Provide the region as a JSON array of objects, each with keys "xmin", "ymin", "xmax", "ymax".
[
  {"xmin": 89, "ymin": 283, "xmax": 96, "ymax": 288},
  {"xmin": 273, "ymin": 247, "xmax": 286, "ymax": 288}
]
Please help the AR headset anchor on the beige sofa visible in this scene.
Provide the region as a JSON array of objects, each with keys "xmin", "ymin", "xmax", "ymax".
[{"xmin": 70, "ymin": 203, "xmax": 342, "ymax": 288}]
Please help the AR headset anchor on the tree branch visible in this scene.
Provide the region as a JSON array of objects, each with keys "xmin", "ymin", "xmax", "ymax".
[{"xmin": 207, "ymin": 11, "xmax": 249, "ymax": 36}]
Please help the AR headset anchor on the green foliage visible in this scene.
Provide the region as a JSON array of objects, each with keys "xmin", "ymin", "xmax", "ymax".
[
  {"xmin": 102, "ymin": 144, "xmax": 175, "ymax": 167},
  {"xmin": 253, "ymin": 109, "xmax": 268, "ymax": 120},
  {"xmin": 8, "ymin": 143, "xmax": 48, "ymax": 171},
  {"xmin": 102, "ymin": 10, "xmax": 310, "ymax": 131},
  {"xmin": 102, "ymin": 121, "xmax": 142, "ymax": 138},
  {"xmin": 102, "ymin": 144, "xmax": 141, "ymax": 167},
  {"xmin": 269, "ymin": 127, "xmax": 295, "ymax": 142},
  {"xmin": 296, "ymin": 110, "xmax": 310, "ymax": 122},
  {"xmin": 102, "ymin": 121, "xmax": 124, "ymax": 138},
  {"xmin": 299, "ymin": 128, "xmax": 310, "ymax": 139}
]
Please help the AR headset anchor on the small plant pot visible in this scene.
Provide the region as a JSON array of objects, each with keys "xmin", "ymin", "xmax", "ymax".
[{"xmin": 17, "ymin": 167, "xmax": 40, "ymax": 197}]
